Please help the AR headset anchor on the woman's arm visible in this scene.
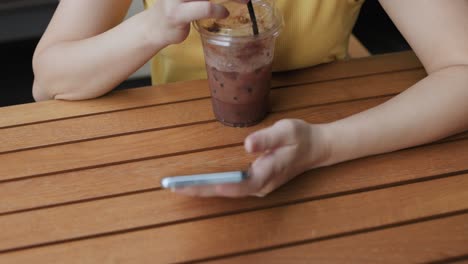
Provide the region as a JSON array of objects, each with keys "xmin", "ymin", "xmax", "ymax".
[
  {"xmin": 324, "ymin": 0, "xmax": 468, "ymax": 165},
  {"xmin": 33, "ymin": 0, "xmax": 230, "ymax": 101},
  {"xmin": 173, "ymin": 0, "xmax": 468, "ymax": 198},
  {"xmin": 33, "ymin": 0, "xmax": 135, "ymax": 101}
]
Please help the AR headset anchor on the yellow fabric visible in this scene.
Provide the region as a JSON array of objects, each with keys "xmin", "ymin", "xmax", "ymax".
[{"xmin": 144, "ymin": 0, "xmax": 364, "ymax": 85}]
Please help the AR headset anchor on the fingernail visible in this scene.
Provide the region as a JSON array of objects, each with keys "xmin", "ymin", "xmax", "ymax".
[
  {"xmin": 213, "ymin": 4, "xmax": 229, "ymax": 18},
  {"xmin": 171, "ymin": 187, "xmax": 184, "ymax": 193},
  {"xmin": 245, "ymin": 137, "xmax": 254, "ymax": 153}
]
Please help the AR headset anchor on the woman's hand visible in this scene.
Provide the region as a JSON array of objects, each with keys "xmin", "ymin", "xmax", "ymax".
[
  {"xmin": 174, "ymin": 119, "xmax": 331, "ymax": 197},
  {"xmin": 148, "ymin": 0, "xmax": 249, "ymax": 45},
  {"xmin": 32, "ymin": 0, "xmax": 248, "ymax": 101}
]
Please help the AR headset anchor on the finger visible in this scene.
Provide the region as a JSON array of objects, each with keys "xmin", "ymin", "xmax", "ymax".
[
  {"xmin": 175, "ymin": 2, "xmax": 229, "ymax": 24},
  {"xmin": 213, "ymin": 155, "xmax": 275, "ymax": 197},
  {"xmin": 253, "ymin": 146, "xmax": 298, "ymax": 196},
  {"xmin": 173, "ymin": 153, "xmax": 276, "ymax": 198},
  {"xmin": 226, "ymin": 0, "xmax": 250, "ymax": 3},
  {"xmin": 209, "ymin": 0, "xmax": 249, "ymax": 4},
  {"xmin": 245, "ymin": 120, "xmax": 298, "ymax": 153},
  {"xmin": 173, "ymin": 185, "xmax": 217, "ymax": 197}
]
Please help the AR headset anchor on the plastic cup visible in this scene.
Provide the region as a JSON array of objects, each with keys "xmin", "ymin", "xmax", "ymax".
[{"xmin": 194, "ymin": 0, "xmax": 282, "ymax": 127}]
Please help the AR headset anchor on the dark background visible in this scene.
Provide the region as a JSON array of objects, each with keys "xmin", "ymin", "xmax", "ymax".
[{"xmin": 0, "ymin": 0, "xmax": 410, "ymax": 107}]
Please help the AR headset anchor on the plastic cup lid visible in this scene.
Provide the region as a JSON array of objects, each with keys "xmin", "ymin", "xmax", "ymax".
[{"xmin": 194, "ymin": 0, "xmax": 282, "ymax": 40}]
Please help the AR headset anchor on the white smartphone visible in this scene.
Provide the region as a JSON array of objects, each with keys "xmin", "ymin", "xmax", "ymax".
[{"xmin": 161, "ymin": 171, "xmax": 248, "ymax": 189}]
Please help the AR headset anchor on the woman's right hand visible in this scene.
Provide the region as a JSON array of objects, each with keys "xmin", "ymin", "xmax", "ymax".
[
  {"xmin": 147, "ymin": 0, "xmax": 249, "ymax": 45},
  {"xmin": 32, "ymin": 0, "xmax": 250, "ymax": 101}
]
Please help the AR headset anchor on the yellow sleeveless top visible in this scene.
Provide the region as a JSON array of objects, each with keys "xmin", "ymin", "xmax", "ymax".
[{"xmin": 144, "ymin": 0, "xmax": 364, "ymax": 85}]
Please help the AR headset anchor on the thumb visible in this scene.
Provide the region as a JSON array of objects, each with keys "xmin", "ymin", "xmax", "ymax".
[{"xmin": 245, "ymin": 120, "xmax": 297, "ymax": 153}]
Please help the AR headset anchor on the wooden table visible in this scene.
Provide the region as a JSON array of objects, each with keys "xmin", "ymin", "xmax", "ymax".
[{"xmin": 0, "ymin": 52, "xmax": 467, "ymax": 263}]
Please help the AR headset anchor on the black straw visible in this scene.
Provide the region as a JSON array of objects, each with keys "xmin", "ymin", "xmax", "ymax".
[{"xmin": 247, "ymin": 1, "xmax": 259, "ymax": 35}]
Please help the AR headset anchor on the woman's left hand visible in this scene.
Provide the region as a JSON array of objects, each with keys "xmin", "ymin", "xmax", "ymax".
[{"xmin": 173, "ymin": 119, "xmax": 331, "ymax": 198}]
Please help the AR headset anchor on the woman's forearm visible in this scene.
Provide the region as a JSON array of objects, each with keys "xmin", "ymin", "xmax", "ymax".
[
  {"xmin": 323, "ymin": 65, "xmax": 468, "ymax": 165},
  {"xmin": 33, "ymin": 10, "xmax": 166, "ymax": 101}
]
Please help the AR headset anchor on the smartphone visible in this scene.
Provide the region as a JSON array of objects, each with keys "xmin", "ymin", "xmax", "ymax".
[{"xmin": 161, "ymin": 171, "xmax": 248, "ymax": 189}]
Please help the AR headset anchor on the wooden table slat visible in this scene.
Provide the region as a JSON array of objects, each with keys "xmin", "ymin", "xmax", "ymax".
[
  {"xmin": 0, "ymin": 69, "xmax": 426, "ymax": 154},
  {"xmin": 271, "ymin": 51, "xmax": 421, "ymax": 87},
  {"xmin": 0, "ymin": 51, "xmax": 422, "ymax": 129},
  {"xmin": 0, "ymin": 80, "xmax": 208, "ymax": 129},
  {"xmin": 2, "ymin": 52, "xmax": 463, "ymax": 263},
  {"xmin": 2, "ymin": 175, "xmax": 467, "ymax": 263},
  {"xmin": 0, "ymin": 97, "xmax": 390, "ymax": 181},
  {"xmin": 214, "ymin": 213, "xmax": 468, "ymax": 264},
  {"xmin": 1, "ymin": 147, "xmax": 467, "ymax": 252},
  {"xmin": 0, "ymin": 132, "xmax": 466, "ymax": 216}
]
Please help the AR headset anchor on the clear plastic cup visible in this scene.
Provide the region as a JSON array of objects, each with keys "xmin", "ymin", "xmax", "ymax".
[{"xmin": 194, "ymin": 0, "xmax": 283, "ymax": 127}]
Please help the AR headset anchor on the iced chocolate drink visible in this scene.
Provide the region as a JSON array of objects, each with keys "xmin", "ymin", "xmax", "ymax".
[{"xmin": 195, "ymin": 0, "xmax": 282, "ymax": 127}]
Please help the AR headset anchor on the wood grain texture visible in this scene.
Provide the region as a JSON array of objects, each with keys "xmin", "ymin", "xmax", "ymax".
[
  {"xmin": 0, "ymin": 97, "xmax": 390, "ymax": 182},
  {"xmin": 271, "ymin": 51, "xmax": 421, "ymax": 88},
  {"xmin": 0, "ymin": 80, "xmax": 209, "ymax": 129},
  {"xmin": 0, "ymin": 52, "xmax": 422, "ymax": 128},
  {"xmin": 0, "ymin": 69, "xmax": 426, "ymax": 154},
  {"xmin": 213, "ymin": 213, "xmax": 468, "ymax": 264},
  {"xmin": 2, "ymin": 175, "xmax": 467, "ymax": 263},
  {"xmin": 0, "ymin": 130, "xmax": 466, "ymax": 216},
  {"xmin": 1, "ymin": 138, "xmax": 467, "ymax": 252},
  {"xmin": 2, "ymin": 52, "xmax": 461, "ymax": 264}
]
